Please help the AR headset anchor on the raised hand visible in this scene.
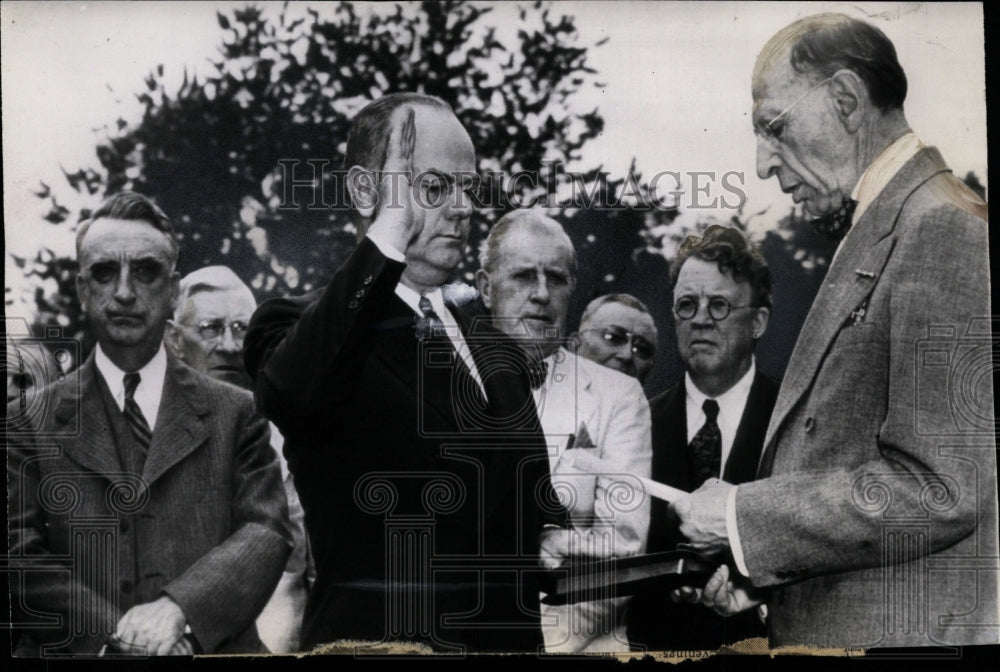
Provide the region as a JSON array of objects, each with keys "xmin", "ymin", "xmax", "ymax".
[{"xmin": 368, "ymin": 105, "xmax": 420, "ymax": 254}]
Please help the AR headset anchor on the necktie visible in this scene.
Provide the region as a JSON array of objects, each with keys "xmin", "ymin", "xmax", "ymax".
[
  {"xmin": 527, "ymin": 359, "xmax": 549, "ymax": 390},
  {"xmin": 690, "ymin": 399, "xmax": 721, "ymax": 486},
  {"xmin": 811, "ymin": 196, "xmax": 857, "ymax": 241},
  {"xmin": 123, "ymin": 372, "xmax": 152, "ymax": 454},
  {"xmin": 415, "ymin": 295, "xmax": 447, "ymax": 340}
]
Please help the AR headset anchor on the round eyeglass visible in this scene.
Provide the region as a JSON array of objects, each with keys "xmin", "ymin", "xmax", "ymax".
[
  {"xmin": 580, "ymin": 325, "xmax": 656, "ymax": 359},
  {"xmin": 194, "ymin": 319, "xmax": 249, "ymax": 342},
  {"xmin": 674, "ymin": 296, "xmax": 756, "ymax": 321}
]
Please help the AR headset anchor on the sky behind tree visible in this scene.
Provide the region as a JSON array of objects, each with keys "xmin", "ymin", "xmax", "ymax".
[{"xmin": 3, "ymin": 1, "xmax": 986, "ymax": 308}]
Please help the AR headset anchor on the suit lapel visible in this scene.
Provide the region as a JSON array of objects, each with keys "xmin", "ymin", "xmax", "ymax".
[
  {"xmin": 56, "ymin": 355, "xmax": 124, "ymax": 477},
  {"xmin": 724, "ymin": 372, "xmax": 771, "ymax": 484},
  {"xmin": 141, "ymin": 354, "xmax": 210, "ymax": 486},
  {"xmin": 760, "ymin": 148, "xmax": 953, "ymax": 467}
]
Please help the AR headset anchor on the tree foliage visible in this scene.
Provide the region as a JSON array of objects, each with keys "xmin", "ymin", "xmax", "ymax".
[{"xmin": 19, "ymin": 0, "xmax": 606, "ymax": 340}]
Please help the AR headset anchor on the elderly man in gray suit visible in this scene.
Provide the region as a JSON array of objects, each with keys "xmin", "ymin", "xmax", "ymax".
[
  {"xmin": 165, "ymin": 265, "xmax": 313, "ymax": 653},
  {"xmin": 8, "ymin": 192, "xmax": 291, "ymax": 656},
  {"xmin": 671, "ymin": 14, "xmax": 997, "ymax": 648}
]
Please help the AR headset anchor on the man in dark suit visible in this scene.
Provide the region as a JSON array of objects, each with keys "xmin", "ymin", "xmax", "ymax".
[
  {"xmin": 244, "ymin": 93, "xmax": 561, "ymax": 653},
  {"xmin": 671, "ymin": 14, "xmax": 997, "ymax": 648},
  {"xmin": 628, "ymin": 226, "xmax": 777, "ymax": 651},
  {"xmin": 7, "ymin": 192, "xmax": 291, "ymax": 656}
]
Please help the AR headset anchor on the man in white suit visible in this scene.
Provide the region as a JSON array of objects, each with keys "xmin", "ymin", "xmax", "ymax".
[{"xmin": 476, "ymin": 210, "xmax": 652, "ymax": 652}]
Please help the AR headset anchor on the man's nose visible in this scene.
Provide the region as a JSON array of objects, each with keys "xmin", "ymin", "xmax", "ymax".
[
  {"xmin": 756, "ymin": 136, "xmax": 782, "ymax": 180},
  {"xmin": 113, "ymin": 268, "xmax": 136, "ymax": 303},
  {"xmin": 616, "ymin": 340, "xmax": 635, "ymax": 361},
  {"xmin": 446, "ymin": 183, "xmax": 475, "ymax": 221},
  {"xmin": 530, "ymin": 276, "xmax": 550, "ymax": 303},
  {"xmin": 217, "ymin": 327, "xmax": 242, "ymax": 353},
  {"xmin": 690, "ymin": 300, "xmax": 715, "ymax": 327}
]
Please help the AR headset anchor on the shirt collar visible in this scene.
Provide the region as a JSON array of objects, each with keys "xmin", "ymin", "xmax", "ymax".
[
  {"xmin": 850, "ymin": 132, "xmax": 923, "ymax": 222},
  {"xmin": 685, "ymin": 358, "xmax": 756, "ymax": 410},
  {"xmin": 395, "ymin": 283, "xmax": 447, "ymax": 318},
  {"xmin": 94, "ymin": 341, "xmax": 168, "ymax": 399}
]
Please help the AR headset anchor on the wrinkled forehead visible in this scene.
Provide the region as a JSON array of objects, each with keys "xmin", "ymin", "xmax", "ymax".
[
  {"xmin": 751, "ymin": 47, "xmax": 803, "ymax": 123},
  {"xmin": 675, "ymin": 258, "xmax": 752, "ymax": 297},
  {"xmin": 587, "ymin": 302, "xmax": 656, "ymax": 337},
  {"xmin": 498, "ymin": 228, "xmax": 575, "ymax": 274},
  {"xmin": 182, "ymin": 288, "xmax": 256, "ymax": 323},
  {"xmin": 79, "ymin": 218, "xmax": 175, "ymax": 264},
  {"xmin": 410, "ymin": 106, "xmax": 477, "ymax": 175}
]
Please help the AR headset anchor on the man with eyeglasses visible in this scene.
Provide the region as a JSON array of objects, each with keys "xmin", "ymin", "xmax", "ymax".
[
  {"xmin": 627, "ymin": 225, "xmax": 778, "ymax": 652},
  {"xmin": 669, "ymin": 14, "xmax": 996, "ymax": 649},
  {"xmin": 574, "ymin": 294, "xmax": 658, "ymax": 385},
  {"xmin": 476, "ymin": 209, "xmax": 651, "ymax": 652},
  {"xmin": 164, "ymin": 265, "xmax": 313, "ymax": 653},
  {"xmin": 8, "ymin": 192, "xmax": 291, "ymax": 656}
]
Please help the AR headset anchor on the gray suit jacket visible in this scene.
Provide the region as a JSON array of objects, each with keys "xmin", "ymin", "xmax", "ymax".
[
  {"xmin": 735, "ymin": 147, "xmax": 998, "ymax": 647},
  {"xmin": 8, "ymin": 352, "xmax": 292, "ymax": 655}
]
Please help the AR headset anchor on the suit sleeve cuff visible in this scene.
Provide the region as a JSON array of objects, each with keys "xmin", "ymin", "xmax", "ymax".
[
  {"xmin": 365, "ymin": 231, "xmax": 406, "ymax": 262},
  {"xmin": 726, "ymin": 484, "xmax": 751, "ymax": 577}
]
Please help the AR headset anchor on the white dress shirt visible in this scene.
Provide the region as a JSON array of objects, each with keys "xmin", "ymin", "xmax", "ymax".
[
  {"xmin": 365, "ymin": 231, "xmax": 485, "ymax": 396},
  {"xmin": 94, "ymin": 342, "xmax": 167, "ymax": 430},
  {"xmin": 684, "ymin": 359, "xmax": 756, "ymax": 478}
]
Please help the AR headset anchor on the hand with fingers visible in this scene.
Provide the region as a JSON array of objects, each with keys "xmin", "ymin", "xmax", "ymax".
[
  {"xmin": 364, "ymin": 105, "xmax": 421, "ymax": 254},
  {"xmin": 111, "ymin": 595, "xmax": 188, "ymax": 656},
  {"xmin": 671, "ymin": 564, "xmax": 764, "ymax": 617}
]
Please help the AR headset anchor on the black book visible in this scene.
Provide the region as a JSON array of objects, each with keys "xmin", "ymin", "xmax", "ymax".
[{"xmin": 540, "ymin": 549, "xmax": 718, "ymax": 606}]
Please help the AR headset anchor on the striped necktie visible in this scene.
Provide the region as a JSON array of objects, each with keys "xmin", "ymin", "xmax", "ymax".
[{"xmin": 123, "ymin": 372, "xmax": 152, "ymax": 453}]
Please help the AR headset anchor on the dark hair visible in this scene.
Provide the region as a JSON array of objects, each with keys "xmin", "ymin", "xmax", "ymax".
[
  {"xmin": 579, "ymin": 293, "xmax": 652, "ymax": 329},
  {"xmin": 756, "ymin": 13, "xmax": 906, "ymax": 112},
  {"xmin": 76, "ymin": 191, "xmax": 179, "ymax": 265},
  {"xmin": 343, "ymin": 93, "xmax": 453, "ymax": 173},
  {"xmin": 670, "ymin": 225, "xmax": 772, "ymax": 310}
]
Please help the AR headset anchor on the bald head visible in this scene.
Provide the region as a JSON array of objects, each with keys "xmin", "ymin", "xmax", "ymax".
[{"xmin": 165, "ymin": 266, "xmax": 257, "ymax": 387}]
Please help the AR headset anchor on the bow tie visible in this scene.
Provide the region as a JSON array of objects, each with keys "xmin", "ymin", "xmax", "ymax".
[
  {"xmin": 527, "ymin": 360, "xmax": 549, "ymax": 390},
  {"xmin": 811, "ymin": 197, "xmax": 858, "ymax": 242}
]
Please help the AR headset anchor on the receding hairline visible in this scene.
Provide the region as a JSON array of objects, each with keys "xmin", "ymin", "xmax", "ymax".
[
  {"xmin": 175, "ymin": 267, "xmax": 256, "ymax": 322},
  {"xmin": 580, "ymin": 294, "xmax": 654, "ymax": 331},
  {"xmin": 76, "ymin": 216, "xmax": 179, "ymax": 264}
]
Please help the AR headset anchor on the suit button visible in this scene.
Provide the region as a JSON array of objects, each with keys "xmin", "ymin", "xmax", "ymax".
[
  {"xmin": 348, "ymin": 300, "xmax": 359, "ymax": 310},
  {"xmin": 804, "ymin": 417, "xmax": 815, "ymax": 433},
  {"xmin": 121, "ymin": 580, "xmax": 133, "ymax": 594},
  {"xmin": 119, "ymin": 519, "xmax": 129, "ymax": 533},
  {"xmin": 355, "ymin": 289, "xmax": 366, "ymax": 299},
  {"xmin": 363, "ymin": 275, "xmax": 373, "ymax": 286}
]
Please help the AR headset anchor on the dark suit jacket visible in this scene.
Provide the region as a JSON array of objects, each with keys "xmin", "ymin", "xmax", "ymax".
[
  {"xmin": 737, "ymin": 147, "xmax": 997, "ymax": 647},
  {"xmin": 244, "ymin": 237, "xmax": 562, "ymax": 653},
  {"xmin": 7, "ymin": 352, "xmax": 291, "ymax": 655},
  {"xmin": 627, "ymin": 371, "xmax": 779, "ymax": 651}
]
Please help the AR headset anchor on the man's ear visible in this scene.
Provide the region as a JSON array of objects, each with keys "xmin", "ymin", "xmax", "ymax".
[
  {"xmin": 169, "ymin": 272, "xmax": 181, "ymax": 313},
  {"xmin": 830, "ymin": 69, "xmax": 866, "ymax": 133},
  {"xmin": 475, "ymin": 268, "xmax": 493, "ymax": 309},
  {"xmin": 75, "ymin": 274, "xmax": 89, "ymax": 314},
  {"xmin": 163, "ymin": 320, "xmax": 184, "ymax": 360},
  {"xmin": 347, "ymin": 165, "xmax": 378, "ymax": 222},
  {"xmin": 753, "ymin": 307, "xmax": 771, "ymax": 341}
]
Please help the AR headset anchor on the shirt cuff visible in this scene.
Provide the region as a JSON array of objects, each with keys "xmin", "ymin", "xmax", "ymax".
[
  {"xmin": 726, "ymin": 484, "xmax": 751, "ymax": 577},
  {"xmin": 365, "ymin": 231, "xmax": 406, "ymax": 262}
]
